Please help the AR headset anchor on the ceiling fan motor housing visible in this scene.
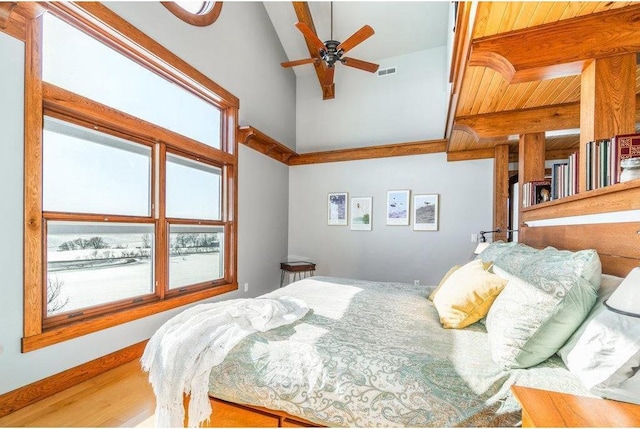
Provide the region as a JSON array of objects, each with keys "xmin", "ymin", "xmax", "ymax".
[{"xmin": 321, "ymin": 40, "xmax": 343, "ymax": 67}]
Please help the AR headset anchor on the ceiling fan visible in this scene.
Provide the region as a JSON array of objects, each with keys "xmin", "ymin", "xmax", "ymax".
[{"xmin": 281, "ymin": 3, "xmax": 379, "ymax": 87}]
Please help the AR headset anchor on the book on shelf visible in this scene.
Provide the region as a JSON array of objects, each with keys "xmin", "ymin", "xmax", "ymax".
[
  {"xmin": 613, "ymin": 133, "xmax": 640, "ymax": 184},
  {"xmin": 549, "ymin": 151, "xmax": 578, "ymax": 201},
  {"xmin": 522, "ymin": 179, "xmax": 551, "ymax": 208}
]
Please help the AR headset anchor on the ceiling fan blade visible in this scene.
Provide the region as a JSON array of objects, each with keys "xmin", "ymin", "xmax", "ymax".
[
  {"xmin": 337, "ymin": 25, "xmax": 375, "ymax": 54},
  {"xmin": 342, "ymin": 57, "xmax": 379, "ymax": 73},
  {"xmin": 323, "ymin": 66, "xmax": 335, "ymax": 87},
  {"xmin": 295, "ymin": 22, "xmax": 326, "ymax": 53},
  {"xmin": 281, "ymin": 58, "xmax": 319, "ymax": 68}
]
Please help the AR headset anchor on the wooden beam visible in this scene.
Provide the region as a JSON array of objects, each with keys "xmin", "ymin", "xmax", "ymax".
[
  {"xmin": 237, "ymin": 126, "xmax": 296, "ymax": 165},
  {"xmin": 493, "ymin": 145, "xmax": 509, "ymax": 242},
  {"xmin": 292, "ymin": 2, "xmax": 334, "ymax": 100},
  {"xmin": 445, "ymin": 1, "xmax": 477, "ymax": 141},
  {"xmin": 580, "ymin": 54, "xmax": 636, "ymax": 193},
  {"xmin": 469, "ymin": 4, "xmax": 640, "ymax": 83},
  {"xmin": 518, "ymin": 132, "xmax": 545, "ymax": 223},
  {"xmin": 289, "ymin": 139, "xmax": 447, "ymax": 165},
  {"xmin": 509, "ymin": 148, "xmax": 580, "ymax": 164},
  {"xmin": 454, "ymin": 93, "xmax": 640, "ymax": 142},
  {"xmin": 455, "ymin": 102, "xmax": 580, "ymax": 140},
  {"xmin": 446, "ymin": 147, "xmax": 494, "ymax": 162}
]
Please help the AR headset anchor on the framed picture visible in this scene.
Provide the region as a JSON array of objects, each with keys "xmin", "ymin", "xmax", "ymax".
[
  {"xmin": 413, "ymin": 194, "xmax": 439, "ymax": 231},
  {"xmin": 327, "ymin": 192, "xmax": 348, "ymax": 225},
  {"xmin": 350, "ymin": 197, "xmax": 372, "ymax": 231},
  {"xmin": 386, "ymin": 190, "xmax": 410, "ymax": 225}
]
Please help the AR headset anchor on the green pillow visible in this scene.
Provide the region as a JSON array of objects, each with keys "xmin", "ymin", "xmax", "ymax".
[{"xmin": 486, "ymin": 247, "xmax": 601, "ymax": 369}]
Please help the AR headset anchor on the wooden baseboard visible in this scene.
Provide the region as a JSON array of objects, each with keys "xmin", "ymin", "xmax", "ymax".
[{"xmin": 0, "ymin": 340, "xmax": 148, "ymax": 418}]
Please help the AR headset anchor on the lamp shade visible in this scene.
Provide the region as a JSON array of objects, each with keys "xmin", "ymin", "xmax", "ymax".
[
  {"xmin": 605, "ymin": 267, "xmax": 640, "ymax": 318},
  {"xmin": 474, "ymin": 242, "xmax": 491, "ymax": 255}
]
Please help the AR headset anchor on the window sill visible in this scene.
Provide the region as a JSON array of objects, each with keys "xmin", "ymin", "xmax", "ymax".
[{"xmin": 22, "ymin": 282, "xmax": 237, "ymax": 352}]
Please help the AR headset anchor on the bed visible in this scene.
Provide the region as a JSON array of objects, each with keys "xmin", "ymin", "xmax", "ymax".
[
  {"xmin": 206, "ymin": 275, "xmax": 594, "ymax": 427},
  {"xmin": 144, "ymin": 218, "xmax": 640, "ymax": 428}
]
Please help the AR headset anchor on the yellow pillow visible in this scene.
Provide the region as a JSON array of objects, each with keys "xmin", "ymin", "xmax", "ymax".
[
  {"xmin": 432, "ymin": 259, "xmax": 507, "ymax": 329},
  {"xmin": 429, "ymin": 265, "xmax": 461, "ymax": 301}
]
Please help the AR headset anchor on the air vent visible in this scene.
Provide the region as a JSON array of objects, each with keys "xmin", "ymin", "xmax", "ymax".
[{"xmin": 377, "ymin": 67, "xmax": 397, "ymax": 77}]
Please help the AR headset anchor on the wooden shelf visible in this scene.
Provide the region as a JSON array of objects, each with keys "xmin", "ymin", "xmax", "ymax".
[
  {"xmin": 521, "ymin": 179, "xmax": 640, "ymax": 222},
  {"xmin": 237, "ymin": 126, "xmax": 297, "ymax": 165}
]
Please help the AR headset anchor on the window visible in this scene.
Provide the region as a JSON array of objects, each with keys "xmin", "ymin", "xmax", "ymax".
[
  {"xmin": 162, "ymin": 1, "xmax": 223, "ymax": 27},
  {"xmin": 23, "ymin": 3, "xmax": 239, "ymax": 351}
]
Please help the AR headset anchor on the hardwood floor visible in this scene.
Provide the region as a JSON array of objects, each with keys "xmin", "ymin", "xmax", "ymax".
[{"xmin": 0, "ymin": 360, "xmax": 156, "ymax": 427}]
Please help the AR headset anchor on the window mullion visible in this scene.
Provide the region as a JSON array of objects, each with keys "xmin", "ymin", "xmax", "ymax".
[{"xmin": 156, "ymin": 143, "xmax": 167, "ymax": 299}]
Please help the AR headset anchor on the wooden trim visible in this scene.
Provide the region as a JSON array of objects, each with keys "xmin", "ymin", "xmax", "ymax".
[
  {"xmin": 508, "ymin": 148, "xmax": 581, "ymax": 164},
  {"xmin": 289, "ymin": 139, "xmax": 447, "ymax": 165},
  {"xmin": 0, "ymin": 340, "xmax": 148, "ymax": 418},
  {"xmin": 44, "ymin": 2, "xmax": 239, "ymax": 108},
  {"xmin": 238, "ymin": 126, "xmax": 296, "ymax": 165},
  {"xmin": 161, "ymin": 1, "xmax": 223, "ymax": 27},
  {"xmin": 521, "ymin": 179, "xmax": 640, "ymax": 223},
  {"xmin": 43, "ymin": 83, "xmax": 236, "ymax": 165},
  {"xmin": 292, "ymin": 2, "xmax": 334, "ymax": 100},
  {"xmin": 446, "ymin": 147, "xmax": 494, "ymax": 161},
  {"xmin": 0, "ymin": 2, "xmax": 26, "ymax": 41},
  {"xmin": 23, "ymin": 14, "xmax": 43, "ymax": 339},
  {"xmin": 22, "ymin": 283, "xmax": 237, "ymax": 352},
  {"xmin": 0, "ymin": 2, "xmax": 16, "ymax": 29},
  {"xmin": 445, "ymin": 1, "xmax": 477, "ymax": 140},
  {"xmin": 469, "ymin": 4, "xmax": 640, "ymax": 83}
]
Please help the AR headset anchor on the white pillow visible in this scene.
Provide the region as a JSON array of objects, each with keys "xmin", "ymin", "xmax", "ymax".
[{"xmin": 558, "ymin": 274, "xmax": 640, "ymax": 404}]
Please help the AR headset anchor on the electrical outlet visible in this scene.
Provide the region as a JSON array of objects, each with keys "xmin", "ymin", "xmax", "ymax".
[
  {"xmin": 471, "ymin": 233, "xmax": 478, "ymax": 242},
  {"xmin": 244, "ymin": 283, "xmax": 249, "ymax": 292},
  {"xmin": 413, "ymin": 280, "xmax": 420, "ymax": 286}
]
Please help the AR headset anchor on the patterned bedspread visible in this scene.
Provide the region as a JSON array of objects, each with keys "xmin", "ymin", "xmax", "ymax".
[{"xmin": 208, "ymin": 277, "xmax": 592, "ymax": 427}]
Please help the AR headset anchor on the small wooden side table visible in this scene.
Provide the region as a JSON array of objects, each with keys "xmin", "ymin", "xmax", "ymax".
[
  {"xmin": 280, "ymin": 261, "xmax": 316, "ymax": 287},
  {"xmin": 512, "ymin": 385, "xmax": 640, "ymax": 427}
]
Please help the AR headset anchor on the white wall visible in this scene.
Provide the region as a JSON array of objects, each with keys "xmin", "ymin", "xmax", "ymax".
[
  {"xmin": 288, "ymin": 154, "xmax": 493, "ymax": 285},
  {"xmin": 0, "ymin": 2, "xmax": 294, "ymax": 395},
  {"xmin": 296, "ymin": 47, "xmax": 448, "ymax": 152}
]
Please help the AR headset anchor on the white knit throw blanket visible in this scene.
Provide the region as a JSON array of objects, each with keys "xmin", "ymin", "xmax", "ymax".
[{"xmin": 141, "ymin": 296, "xmax": 309, "ymax": 428}]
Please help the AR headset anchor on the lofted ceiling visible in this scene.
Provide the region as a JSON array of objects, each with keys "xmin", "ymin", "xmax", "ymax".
[
  {"xmin": 449, "ymin": 1, "xmax": 640, "ymax": 161},
  {"xmin": 263, "ymin": 1, "xmax": 450, "ymax": 98}
]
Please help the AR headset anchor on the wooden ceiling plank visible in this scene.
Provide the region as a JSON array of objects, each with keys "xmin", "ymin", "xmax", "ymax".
[
  {"xmin": 514, "ymin": 2, "xmax": 543, "ymax": 32},
  {"xmin": 512, "ymin": 81, "xmax": 538, "ymax": 111},
  {"xmin": 469, "ymin": 67, "xmax": 491, "ymax": 115},
  {"xmin": 546, "ymin": 75, "xmax": 580, "ymax": 106},
  {"xmin": 291, "ymin": 2, "xmax": 335, "ymax": 100},
  {"xmin": 481, "ymin": 1, "xmax": 509, "ymax": 38},
  {"xmin": 523, "ymin": 79, "xmax": 557, "ymax": 109},
  {"xmin": 456, "ymin": 66, "xmax": 484, "ymax": 116},
  {"xmin": 469, "ymin": 4, "xmax": 640, "ymax": 84},
  {"xmin": 496, "ymin": 1, "xmax": 523, "ymax": 35},
  {"xmin": 543, "ymin": 2, "xmax": 572, "ymax": 25},
  {"xmin": 524, "ymin": 2, "xmax": 555, "ymax": 27},
  {"xmin": 477, "ymin": 69, "xmax": 505, "ymax": 114},
  {"xmin": 471, "ymin": 2, "xmax": 492, "ymax": 38}
]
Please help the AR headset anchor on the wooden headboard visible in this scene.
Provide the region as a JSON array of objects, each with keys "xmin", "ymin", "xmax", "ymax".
[{"xmin": 519, "ymin": 182, "xmax": 640, "ymax": 277}]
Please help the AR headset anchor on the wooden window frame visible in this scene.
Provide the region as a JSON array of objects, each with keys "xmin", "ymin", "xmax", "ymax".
[
  {"xmin": 21, "ymin": 2, "xmax": 239, "ymax": 352},
  {"xmin": 161, "ymin": 2, "xmax": 223, "ymax": 27}
]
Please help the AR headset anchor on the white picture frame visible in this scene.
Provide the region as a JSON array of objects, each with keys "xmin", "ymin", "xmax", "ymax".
[
  {"xmin": 350, "ymin": 197, "xmax": 372, "ymax": 231},
  {"xmin": 327, "ymin": 192, "xmax": 348, "ymax": 226},
  {"xmin": 386, "ymin": 190, "xmax": 410, "ymax": 225},
  {"xmin": 413, "ymin": 194, "xmax": 439, "ymax": 231}
]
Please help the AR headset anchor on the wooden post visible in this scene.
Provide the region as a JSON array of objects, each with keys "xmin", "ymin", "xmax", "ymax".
[
  {"xmin": 493, "ymin": 144, "xmax": 509, "ymax": 241},
  {"xmin": 518, "ymin": 132, "xmax": 546, "ymax": 226},
  {"xmin": 580, "ymin": 54, "xmax": 636, "ymax": 192}
]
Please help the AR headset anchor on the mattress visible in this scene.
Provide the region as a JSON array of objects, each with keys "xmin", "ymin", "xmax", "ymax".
[{"xmin": 208, "ymin": 276, "xmax": 592, "ymax": 427}]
